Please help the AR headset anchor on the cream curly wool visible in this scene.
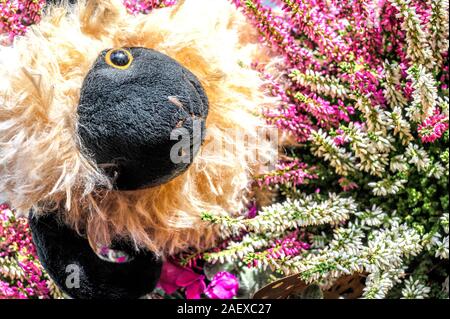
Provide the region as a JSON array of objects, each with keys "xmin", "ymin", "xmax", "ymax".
[{"xmin": 0, "ymin": 0, "xmax": 276, "ymax": 256}]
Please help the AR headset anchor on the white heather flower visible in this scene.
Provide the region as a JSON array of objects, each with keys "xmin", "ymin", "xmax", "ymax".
[
  {"xmin": 390, "ymin": 154, "xmax": 409, "ymax": 173},
  {"xmin": 368, "ymin": 177, "xmax": 407, "ymax": 196},
  {"xmin": 353, "ymin": 95, "xmax": 389, "ymax": 134},
  {"xmin": 441, "ymin": 213, "xmax": 449, "ymax": 234},
  {"xmin": 386, "ymin": 107, "xmax": 414, "ymax": 145},
  {"xmin": 389, "ymin": 0, "xmax": 435, "ymax": 68},
  {"xmin": 290, "ymin": 69, "xmax": 348, "ymax": 98},
  {"xmin": 435, "ymin": 236, "xmax": 449, "ymax": 259},
  {"xmin": 406, "ymin": 65, "xmax": 438, "ymax": 122},
  {"xmin": 429, "ymin": 226, "xmax": 449, "ymax": 259},
  {"xmin": 329, "ymin": 223, "xmax": 365, "ymax": 252},
  {"xmin": 309, "ymin": 129, "xmax": 355, "ymax": 176},
  {"xmin": 369, "ymin": 132, "xmax": 396, "ymax": 154},
  {"xmin": 277, "ymin": 221, "xmax": 422, "ymax": 296},
  {"xmin": 220, "ymin": 193, "xmax": 360, "ymax": 236},
  {"xmin": 429, "ymin": 0, "xmax": 449, "ymax": 66},
  {"xmin": 383, "ymin": 61, "xmax": 407, "ymax": 108},
  {"xmin": 405, "ymin": 143, "xmax": 431, "ymax": 172},
  {"xmin": 363, "ymin": 222, "xmax": 422, "ymax": 273},
  {"xmin": 363, "ymin": 269, "xmax": 405, "ymax": 299},
  {"xmin": 355, "ymin": 205, "xmax": 387, "ymax": 227},
  {"xmin": 439, "ymin": 96, "xmax": 449, "ymax": 117},
  {"xmin": 342, "ymin": 123, "xmax": 393, "ymax": 176},
  {"xmin": 401, "ymin": 277, "xmax": 431, "ymax": 299},
  {"xmin": 426, "ymin": 162, "xmax": 445, "ymax": 179},
  {"xmin": 424, "ymin": 213, "xmax": 449, "ymax": 260}
]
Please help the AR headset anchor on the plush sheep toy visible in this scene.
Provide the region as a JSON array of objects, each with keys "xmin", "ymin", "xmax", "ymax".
[{"xmin": 0, "ymin": 0, "xmax": 275, "ymax": 298}]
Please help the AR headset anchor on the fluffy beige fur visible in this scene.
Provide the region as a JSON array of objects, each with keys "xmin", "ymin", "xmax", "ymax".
[{"xmin": 0, "ymin": 0, "xmax": 276, "ymax": 256}]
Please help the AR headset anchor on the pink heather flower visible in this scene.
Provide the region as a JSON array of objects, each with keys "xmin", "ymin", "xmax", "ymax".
[
  {"xmin": 441, "ymin": 61, "xmax": 449, "ymax": 91},
  {"xmin": 247, "ymin": 231, "xmax": 310, "ymax": 268},
  {"xmin": 257, "ymin": 159, "xmax": 317, "ymax": 187},
  {"xmin": 205, "ymin": 272, "xmax": 239, "ymax": 299},
  {"xmin": 246, "ymin": 203, "xmax": 258, "ymax": 219},
  {"xmin": 236, "ymin": 0, "xmax": 394, "ymax": 146},
  {"xmin": 281, "ymin": 0, "xmax": 350, "ymax": 62},
  {"xmin": 158, "ymin": 261, "xmax": 206, "ymax": 299},
  {"xmin": 0, "ymin": 0, "xmax": 45, "ymax": 44},
  {"xmin": 338, "ymin": 177, "xmax": 359, "ymax": 191},
  {"xmin": 1, "ymin": 203, "xmax": 52, "ymax": 299},
  {"xmin": 232, "ymin": 0, "xmax": 318, "ymax": 71},
  {"xmin": 123, "ymin": 0, "xmax": 176, "ymax": 14},
  {"xmin": 418, "ymin": 112, "xmax": 449, "ymax": 143},
  {"xmin": 264, "ymin": 105, "xmax": 313, "ymax": 142},
  {"xmin": 334, "ymin": 129, "xmax": 349, "ymax": 146},
  {"xmin": 333, "ymin": 136, "xmax": 346, "ymax": 145}
]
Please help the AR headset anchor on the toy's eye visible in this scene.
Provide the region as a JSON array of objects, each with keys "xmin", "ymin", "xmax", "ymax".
[{"xmin": 105, "ymin": 48, "xmax": 133, "ymax": 70}]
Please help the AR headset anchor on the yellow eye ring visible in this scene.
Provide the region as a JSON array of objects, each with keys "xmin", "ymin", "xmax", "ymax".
[{"xmin": 105, "ymin": 48, "xmax": 133, "ymax": 70}]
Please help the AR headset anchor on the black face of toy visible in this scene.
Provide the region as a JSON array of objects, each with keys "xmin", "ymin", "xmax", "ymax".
[{"xmin": 77, "ymin": 47, "xmax": 209, "ymax": 190}]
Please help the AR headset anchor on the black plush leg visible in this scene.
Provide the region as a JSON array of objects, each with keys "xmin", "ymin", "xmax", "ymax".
[{"xmin": 28, "ymin": 212, "xmax": 162, "ymax": 299}]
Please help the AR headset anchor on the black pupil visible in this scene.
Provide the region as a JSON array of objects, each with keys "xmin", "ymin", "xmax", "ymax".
[{"xmin": 110, "ymin": 50, "xmax": 130, "ymax": 66}]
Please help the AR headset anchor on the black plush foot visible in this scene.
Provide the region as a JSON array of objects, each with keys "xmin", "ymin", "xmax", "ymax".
[{"xmin": 29, "ymin": 212, "xmax": 162, "ymax": 299}]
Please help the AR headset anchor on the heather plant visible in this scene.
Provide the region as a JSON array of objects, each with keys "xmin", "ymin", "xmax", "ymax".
[
  {"xmin": 0, "ymin": 203, "xmax": 63, "ymax": 298},
  {"xmin": 0, "ymin": 0, "xmax": 448, "ymax": 299},
  {"xmin": 0, "ymin": 0, "xmax": 45, "ymax": 44},
  {"xmin": 123, "ymin": 0, "xmax": 176, "ymax": 14},
  {"xmin": 196, "ymin": 0, "xmax": 448, "ymax": 299}
]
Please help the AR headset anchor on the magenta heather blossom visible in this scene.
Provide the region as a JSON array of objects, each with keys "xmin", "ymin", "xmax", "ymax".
[
  {"xmin": 205, "ymin": 272, "xmax": 239, "ymax": 299},
  {"xmin": 333, "ymin": 128, "xmax": 349, "ymax": 146},
  {"xmin": 231, "ymin": 0, "xmax": 317, "ymax": 71},
  {"xmin": 418, "ymin": 112, "xmax": 449, "ymax": 143},
  {"xmin": 245, "ymin": 231, "xmax": 310, "ymax": 268},
  {"xmin": 0, "ymin": 0, "xmax": 45, "ymax": 44},
  {"xmin": 0, "ymin": 203, "xmax": 56, "ymax": 299},
  {"xmin": 338, "ymin": 177, "xmax": 359, "ymax": 192},
  {"xmin": 123, "ymin": 0, "xmax": 176, "ymax": 14},
  {"xmin": 264, "ymin": 104, "xmax": 313, "ymax": 142},
  {"xmin": 257, "ymin": 159, "xmax": 317, "ymax": 187},
  {"xmin": 280, "ymin": 0, "xmax": 350, "ymax": 62},
  {"xmin": 236, "ymin": 0, "xmax": 383, "ymax": 144},
  {"xmin": 246, "ymin": 204, "xmax": 258, "ymax": 219}
]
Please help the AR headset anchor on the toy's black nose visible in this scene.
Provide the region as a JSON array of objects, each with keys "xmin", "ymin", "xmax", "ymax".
[{"xmin": 77, "ymin": 47, "xmax": 209, "ymax": 190}]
